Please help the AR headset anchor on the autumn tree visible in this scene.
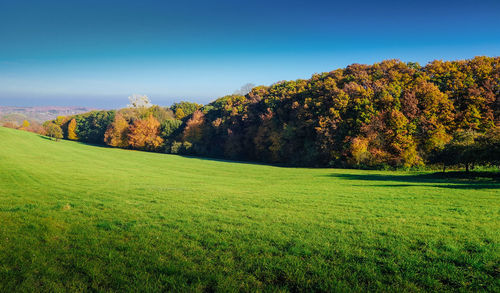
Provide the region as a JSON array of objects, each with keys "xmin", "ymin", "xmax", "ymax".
[
  {"xmin": 182, "ymin": 110, "xmax": 208, "ymax": 153},
  {"xmin": 146, "ymin": 105, "xmax": 174, "ymax": 123},
  {"xmin": 182, "ymin": 110, "xmax": 205, "ymax": 142},
  {"xmin": 2, "ymin": 122, "xmax": 17, "ymax": 129},
  {"xmin": 104, "ymin": 114, "xmax": 130, "ymax": 147},
  {"xmin": 174, "ymin": 108, "xmax": 186, "ymax": 119},
  {"xmin": 21, "ymin": 120, "xmax": 30, "ymax": 129},
  {"xmin": 45, "ymin": 123, "xmax": 63, "ymax": 141},
  {"xmin": 128, "ymin": 115, "xmax": 164, "ymax": 151},
  {"xmin": 55, "ymin": 116, "xmax": 66, "ymax": 126},
  {"xmin": 67, "ymin": 118, "xmax": 78, "ymax": 140},
  {"xmin": 38, "ymin": 57, "xmax": 500, "ymax": 169}
]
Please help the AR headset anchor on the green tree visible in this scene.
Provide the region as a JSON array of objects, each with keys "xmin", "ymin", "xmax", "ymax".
[
  {"xmin": 160, "ymin": 119, "xmax": 182, "ymax": 140},
  {"xmin": 171, "ymin": 101, "xmax": 202, "ymax": 119}
]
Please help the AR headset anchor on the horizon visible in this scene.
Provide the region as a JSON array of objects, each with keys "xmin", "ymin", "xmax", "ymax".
[
  {"xmin": 1, "ymin": 56, "xmax": 498, "ymax": 109},
  {"xmin": 1, "ymin": 0, "xmax": 500, "ymax": 107}
]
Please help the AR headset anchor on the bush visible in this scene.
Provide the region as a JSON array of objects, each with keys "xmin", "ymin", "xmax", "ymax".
[{"xmin": 170, "ymin": 141, "xmax": 183, "ymax": 154}]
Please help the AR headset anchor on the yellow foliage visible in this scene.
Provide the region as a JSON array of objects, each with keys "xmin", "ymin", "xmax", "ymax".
[
  {"xmin": 104, "ymin": 114, "xmax": 129, "ymax": 148},
  {"xmin": 67, "ymin": 119, "xmax": 78, "ymax": 140}
]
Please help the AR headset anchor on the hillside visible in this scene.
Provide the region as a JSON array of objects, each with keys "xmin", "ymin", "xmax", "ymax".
[
  {"xmin": 0, "ymin": 127, "xmax": 498, "ymax": 291},
  {"xmin": 48, "ymin": 57, "xmax": 500, "ymax": 168}
]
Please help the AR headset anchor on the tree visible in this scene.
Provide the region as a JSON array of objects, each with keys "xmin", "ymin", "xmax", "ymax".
[
  {"xmin": 67, "ymin": 118, "xmax": 78, "ymax": 140},
  {"xmin": 2, "ymin": 122, "xmax": 17, "ymax": 129},
  {"xmin": 430, "ymin": 129, "xmax": 479, "ymax": 172},
  {"xmin": 160, "ymin": 119, "xmax": 182, "ymax": 139},
  {"xmin": 480, "ymin": 127, "xmax": 500, "ymax": 166},
  {"xmin": 128, "ymin": 94, "xmax": 152, "ymax": 118},
  {"xmin": 55, "ymin": 116, "xmax": 66, "ymax": 126},
  {"xmin": 36, "ymin": 57, "xmax": 500, "ymax": 168},
  {"xmin": 128, "ymin": 115, "xmax": 164, "ymax": 151},
  {"xmin": 174, "ymin": 108, "xmax": 186, "ymax": 120},
  {"xmin": 104, "ymin": 114, "xmax": 130, "ymax": 147},
  {"xmin": 73, "ymin": 110, "xmax": 115, "ymax": 144},
  {"xmin": 128, "ymin": 94, "xmax": 152, "ymax": 109},
  {"xmin": 146, "ymin": 105, "xmax": 174, "ymax": 123},
  {"xmin": 183, "ymin": 110, "xmax": 205, "ymax": 143},
  {"xmin": 21, "ymin": 120, "xmax": 30, "ymax": 129},
  {"xmin": 234, "ymin": 83, "xmax": 256, "ymax": 95},
  {"xmin": 45, "ymin": 123, "xmax": 63, "ymax": 141},
  {"xmin": 451, "ymin": 130, "xmax": 479, "ymax": 172},
  {"xmin": 171, "ymin": 101, "xmax": 202, "ymax": 119}
]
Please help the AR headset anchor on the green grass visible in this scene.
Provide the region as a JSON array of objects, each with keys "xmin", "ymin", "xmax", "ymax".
[{"xmin": 0, "ymin": 126, "xmax": 499, "ymax": 292}]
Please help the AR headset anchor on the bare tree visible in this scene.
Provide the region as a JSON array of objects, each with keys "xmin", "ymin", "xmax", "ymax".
[
  {"xmin": 128, "ymin": 94, "xmax": 152, "ymax": 109},
  {"xmin": 233, "ymin": 83, "xmax": 255, "ymax": 95}
]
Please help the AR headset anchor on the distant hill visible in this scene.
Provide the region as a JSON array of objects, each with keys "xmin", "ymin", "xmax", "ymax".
[{"xmin": 0, "ymin": 106, "xmax": 96, "ymax": 125}]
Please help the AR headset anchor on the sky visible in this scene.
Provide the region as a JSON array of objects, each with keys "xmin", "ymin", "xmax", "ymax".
[{"xmin": 0, "ymin": 0, "xmax": 499, "ymax": 108}]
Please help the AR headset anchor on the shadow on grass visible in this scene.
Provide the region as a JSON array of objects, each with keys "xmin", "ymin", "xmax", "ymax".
[
  {"xmin": 38, "ymin": 135, "xmax": 53, "ymax": 141},
  {"xmin": 32, "ymin": 134, "xmax": 500, "ymax": 191},
  {"xmin": 327, "ymin": 171, "xmax": 500, "ymax": 190},
  {"xmin": 177, "ymin": 155, "xmax": 280, "ymax": 167}
]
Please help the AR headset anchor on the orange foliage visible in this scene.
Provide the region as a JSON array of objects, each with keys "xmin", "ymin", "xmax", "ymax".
[
  {"xmin": 182, "ymin": 110, "xmax": 205, "ymax": 143},
  {"xmin": 128, "ymin": 115, "xmax": 164, "ymax": 151},
  {"xmin": 104, "ymin": 114, "xmax": 129, "ymax": 147}
]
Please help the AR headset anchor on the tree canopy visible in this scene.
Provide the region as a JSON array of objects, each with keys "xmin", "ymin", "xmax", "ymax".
[{"xmin": 43, "ymin": 57, "xmax": 500, "ymax": 169}]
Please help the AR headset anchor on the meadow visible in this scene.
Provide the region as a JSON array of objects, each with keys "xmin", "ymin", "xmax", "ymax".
[{"xmin": 0, "ymin": 126, "xmax": 498, "ymax": 292}]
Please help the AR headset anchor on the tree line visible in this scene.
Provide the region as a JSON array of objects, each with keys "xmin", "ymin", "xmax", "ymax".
[{"xmin": 43, "ymin": 57, "xmax": 500, "ymax": 170}]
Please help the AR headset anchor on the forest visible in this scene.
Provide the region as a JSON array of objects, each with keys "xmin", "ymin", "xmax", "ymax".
[{"xmin": 41, "ymin": 57, "xmax": 500, "ymax": 169}]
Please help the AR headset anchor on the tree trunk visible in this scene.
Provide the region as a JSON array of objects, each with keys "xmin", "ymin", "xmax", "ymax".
[
  {"xmin": 465, "ymin": 163, "xmax": 470, "ymax": 172},
  {"xmin": 442, "ymin": 164, "xmax": 446, "ymax": 173}
]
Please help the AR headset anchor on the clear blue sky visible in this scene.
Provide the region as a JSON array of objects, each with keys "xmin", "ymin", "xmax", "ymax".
[{"xmin": 1, "ymin": 0, "xmax": 499, "ymax": 108}]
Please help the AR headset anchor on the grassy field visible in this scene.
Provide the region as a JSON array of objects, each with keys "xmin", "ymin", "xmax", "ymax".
[{"xmin": 0, "ymin": 126, "xmax": 498, "ymax": 292}]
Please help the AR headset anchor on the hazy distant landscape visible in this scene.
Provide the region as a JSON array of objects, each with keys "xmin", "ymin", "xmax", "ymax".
[{"xmin": 0, "ymin": 106, "xmax": 94, "ymax": 124}]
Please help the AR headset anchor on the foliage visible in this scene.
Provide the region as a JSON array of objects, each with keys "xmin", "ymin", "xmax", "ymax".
[
  {"xmin": 160, "ymin": 119, "xmax": 182, "ymax": 139},
  {"xmin": 430, "ymin": 127, "xmax": 500, "ymax": 171},
  {"xmin": 67, "ymin": 118, "xmax": 78, "ymax": 140},
  {"xmin": 73, "ymin": 111, "xmax": 116, "ymax": 144},
  {"xmin": 41, "ymin": 57, "xmax": 500, "ymax": 168},
  {"xmin": 2, "ymin": 121, "xmax": 18, "ymax": 129},
  {"xmin": 104, "ymin": 114, "xmax": 130, "ymax": 148},
  {"xmin": 21, "ymin": 120, "xmax": 30, "ymax": 129},
  {"xmin": 54, "ymin": 115, "xmax": 66, "ymax": 126},
  {"xmin": 45, "ymin": 123, "xmax": 63, "ymax": 141},
  {"xmin": 171, "ymin": 101, "xmax": 202, "ymax": 119},
  {"xmin": 128, "ymin": 115, "xmax": 164, "ymax": 151},
  {"xmin": 145, "ymin": 105, "xmax": 174, "ymax": 123}
]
